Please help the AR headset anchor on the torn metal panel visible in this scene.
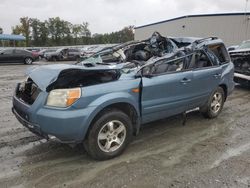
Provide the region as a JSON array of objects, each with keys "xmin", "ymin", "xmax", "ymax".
[
  {"xmin": 26, "ymin": 64, "xmax": 121, "ymax": 92},
  {"xmin": 229, "ymin": 45, "xmax": 250, "ymax": 76},
  {"xmin": 79, "ymin": 32, "xmax": 178, "ymax": 66}
]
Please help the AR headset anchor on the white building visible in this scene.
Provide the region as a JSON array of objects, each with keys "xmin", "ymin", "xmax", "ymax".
[{"xmin": 134, "ymin": 13, "xmax": 250, "ymax": 46}]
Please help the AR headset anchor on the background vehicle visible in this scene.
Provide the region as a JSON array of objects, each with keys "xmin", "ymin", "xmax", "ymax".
[
  {"xmin": 229, "ymin": 40, "xmax": 250, "ymax": 86},
  {"xmin": 12, "ymin": 35, "xmax": 234, "ymax": 160},
  {"xmin": 0, "ymin": 49, "xmax": 36, "ymax": 64},
  {"xmin": 227, "ymin": 45, "xmax": 239, "ymax": 51},
  {"xmin": 44, "ymin": 48, "xmax": 81, "ymax": 61},
  {"xmin": 38, "ymin": 49, "xmax": 57, "ymax": 59}
]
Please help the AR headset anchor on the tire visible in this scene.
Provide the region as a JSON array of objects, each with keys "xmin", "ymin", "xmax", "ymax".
[
  {"xmin": 24, "ymin": 57, "xmax": 33, "ymax": 65},
  {"xmin": 200, "ymin": 87, "xmax": 225, "ymax": 118},
  {"xmin": 76, "ymin": 56, "xmax": 80, "ymax": 63},
  {"xmin": 52, "ymin": 56, "xmax": 57, "ymax": 62},
  {"xmin": 84, "ymin": 109, "xmax": 133, "ymax": 160}
]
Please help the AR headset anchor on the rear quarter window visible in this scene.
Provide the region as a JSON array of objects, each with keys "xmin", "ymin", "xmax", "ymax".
[{"xmin": 208, "ymin": 44, "xmax": 230, "ymax": 64}]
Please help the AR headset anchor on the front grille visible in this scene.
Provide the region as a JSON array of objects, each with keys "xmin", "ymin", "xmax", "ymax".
[{"xmin": 16, "ymin": 78, "xmax": 41, "ymax": 105}]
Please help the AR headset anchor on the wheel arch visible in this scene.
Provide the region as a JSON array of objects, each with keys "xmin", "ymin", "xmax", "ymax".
[
  {"xmin": 83, "ymin": 101, "xmax": 140, "ymax": 141},
  {"xmin": 219, "ymin": 84, "xmax": 228, "ymax": 101}
]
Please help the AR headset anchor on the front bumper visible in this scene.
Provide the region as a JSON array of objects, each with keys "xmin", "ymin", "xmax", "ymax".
[
  {"xmin": 12, "ymin": 107, "xmax": 48, "ymax": 139},
  {"xmin": 12, "ymin": 88, "xmax": 95, "ymax": 143},
  {"xmin": 234, "ymin": 73, "xmax": 250, "ymax": 80},
  {"xmin": 234, "ymin": 73, "xmax": 250, "ymax": 85}
]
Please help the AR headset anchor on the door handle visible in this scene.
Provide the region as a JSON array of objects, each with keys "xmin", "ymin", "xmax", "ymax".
[{"xmin": 180, "ymin": 78, "xmax": 191, "ymax": 84}]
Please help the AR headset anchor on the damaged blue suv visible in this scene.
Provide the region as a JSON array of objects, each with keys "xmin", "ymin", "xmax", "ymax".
[{"xmin": 12, "ymin": 33, "xmax": 234, "ymax": 160}]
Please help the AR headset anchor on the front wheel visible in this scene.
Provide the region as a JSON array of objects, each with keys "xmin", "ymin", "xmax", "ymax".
[
  {"xmin": 76, "ymin": 56, "xmax": 80, "ymax": 63},
  {"xmin": 84, "ymin": 109, "xmax": 133, "ymax": 160},
  {"xmin": 24, "ymin": 57, "xmax": 33, "ymax": 65},
  {"xmin": 200, "ymin": 87, "xmax": 225, "ymax": 118}
]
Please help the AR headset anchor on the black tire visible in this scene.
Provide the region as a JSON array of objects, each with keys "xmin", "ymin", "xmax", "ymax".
[
  {"xmin": 84, "ymin": 109, "xmax": 133, "ymax": 160},
  {"xmin": 200, "ymin": 87, "xmax": 225, "ymax": 118},
  {"xmin": 52, "ymin": 56, "xmax": 57, "ymax": 62},
  {"xmin": 24, "ymin": 57, "xmax": 33, "ymax": 65},
  {"xmin": 76, "ymin": 56, "xmax": 80, "ymax": 63}
]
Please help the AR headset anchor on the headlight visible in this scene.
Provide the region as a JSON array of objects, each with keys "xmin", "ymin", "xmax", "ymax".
[{"xmin": 46, "ymin": 88, "xmax": 81, "ymax": 108}]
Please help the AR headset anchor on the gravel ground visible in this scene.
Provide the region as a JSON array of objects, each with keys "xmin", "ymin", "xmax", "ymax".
[{"xmin": 0, "ymin": 61, "xmax": 249, "ymax": 188}]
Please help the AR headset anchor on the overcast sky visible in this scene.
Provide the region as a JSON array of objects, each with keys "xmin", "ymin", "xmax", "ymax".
[{"xmin": 0, "ymin": 0, "xmax": 249, "ymax": 34}]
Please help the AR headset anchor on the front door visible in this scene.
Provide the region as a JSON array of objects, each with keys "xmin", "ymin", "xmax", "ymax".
[
  {"xmin": 0, "ymin": 49, "xmax": 14, "ymax": 63},
  {"xmin": 141, "ymin": 57, "xmax": 195, "ymax": 124}
]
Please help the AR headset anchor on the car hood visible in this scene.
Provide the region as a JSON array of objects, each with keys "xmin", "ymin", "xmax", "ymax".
[
  {"xmin": 26, "ymin": 64, "xmax": 122, "ymax": 91},
  {"xmin": 229, "ymin": 48, "xmax": 250, "ymax": 54}
]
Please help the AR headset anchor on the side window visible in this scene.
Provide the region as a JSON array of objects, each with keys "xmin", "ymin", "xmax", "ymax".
[
  {"xmin": 15, "ymin": 50, "xmax": 24, "ymax": 54},
  {"xmin": 187, "ymin": 51, "xmax": 213, "ymax": 69},
  {"xmin": 208, "ymin": 44, "xmax": 230, "ymax": 64},
  {"xmin": 69, "ymin": 49, "xmax": 79, "ymax": 52},
  {"xmin": 206, "ymin": 50, "xmax": 220, "ymax": 65},
  {"xmin": 3, "ymin": 49, "xmax": 13, "ymax": 54},
  {"xmin": 152, "ymin": 57, "xmax": 185, "ymax": 75}
]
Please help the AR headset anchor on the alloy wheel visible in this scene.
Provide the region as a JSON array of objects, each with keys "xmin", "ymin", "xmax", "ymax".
[
  {"xmin": 210, "ymin": 92, "xmax": 223, "ymax": 114},
  {"xmin": 97, "ymin": 120, "xmax": 126, "ymax": 153}
]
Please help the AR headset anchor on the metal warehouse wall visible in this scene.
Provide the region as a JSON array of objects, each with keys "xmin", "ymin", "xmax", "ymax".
[{"xmin": 135, "ymin": 14, "xmax": 250, "ymax": 46}]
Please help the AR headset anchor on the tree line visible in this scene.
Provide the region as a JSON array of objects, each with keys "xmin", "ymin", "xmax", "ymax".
[{"xmin": 1, "ymin": 17, "xmax": 134, "ymax": 47}]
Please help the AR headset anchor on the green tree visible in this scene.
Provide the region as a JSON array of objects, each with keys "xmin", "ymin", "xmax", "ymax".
[
  {"xmin": 30, "ymin": 18, "xmax": 41, "ymax": 46},
  {"xmin": 11, "ymin": 16, "xmax": 135, "ymax": 46},
  {"xmin": 12, "ymin": 25, "xmax": 22, "ymax": 35},
  {"xmin": 72, "ymin": 24, "xmax": 82, "ymax": 45},
  {"xmin": 20, "ymin": 17, "xmax": 31, "ymax": 46},
  {"xmin": 39, "ymin": 21, "xmax": 49, "ymax": 46},
  {"xmin": 81, "ymin": 22, "xmax": 91, "ymax": 37},
  {"xmin": 47, "ymin": 17, "xmax": 73, "ymax": 45},
  {"xmin": 12, "ymin": 17, "xmax": 31, "ymax": 46}
]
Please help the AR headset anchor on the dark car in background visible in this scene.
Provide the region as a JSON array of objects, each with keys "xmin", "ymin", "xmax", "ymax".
[
  {"xmin": 0, "ymin": 49, "xmax": 37, "ymax": 64},
  {"xmin": 38, "ymin": 49, "xmax": 57, "ymax": 59},
  {"xmin": 229, "ymin": 40, "xmax": 250, "ymax": 86},
  {"xmin": 44, "ymin": 48, "xmax": 81, "ymax": 61},
  {"xmin": 26, "ymin": 48, "xmax": 40, "ymax": 60}
]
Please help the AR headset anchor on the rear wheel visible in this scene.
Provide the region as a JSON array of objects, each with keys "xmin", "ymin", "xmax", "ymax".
[
  {"xmin": 84, "ymin": 109, "xmax": 132, "ymax": 160},
  {"xmin": 24, "ymin": 57, "xmax": 33, "ymax": 65},
  {"xmin": 52, "ymin": 56, "xmax": 57, "ymax": 62},
  {"xmin": 200, "ymin": 87, "xmax": 225, "ymax": 118}
]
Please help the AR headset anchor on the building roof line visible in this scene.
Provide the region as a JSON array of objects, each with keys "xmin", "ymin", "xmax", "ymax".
[{"xmin": 135, "ymin": 12, "xmax": 250, "ymax": 29}]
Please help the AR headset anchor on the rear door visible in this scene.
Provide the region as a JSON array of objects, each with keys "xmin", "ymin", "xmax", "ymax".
[
  {"xmin": 68, "ymin": 49, "xmax": 79, "ymax": 60},
  {"xmin": 141, "ymin": 56, "xmax": 195, "ymax": 124},
  {"xmin": 12, "ymin": 49, "xmax": 26, "ymax": 62},
  {"xmin": 188, "ymin": 50, "xmax": 222, "ymax": 106}
]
